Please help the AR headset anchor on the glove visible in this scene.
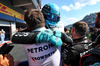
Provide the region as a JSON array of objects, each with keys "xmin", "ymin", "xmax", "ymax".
[
  {"xmin": 36, "ymin": 29, "xmax": 53, "ymax": 43},
  {"xmin": 49, "ymin": 36, "xmax": 62, "ymax": 47},
  {"xmin": 54, "ymin": 29, "xmax": 61, "ymax": 38}
]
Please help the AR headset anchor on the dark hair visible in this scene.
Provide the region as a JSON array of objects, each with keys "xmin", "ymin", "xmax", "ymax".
[
  {"xmin": 95, "ymin": 12, "xmax": 100, "ymax": 28},
  {"xmin": 72, "ymin": 21, "xmax": 88, "ymax": 36},
  {"xmin": 24, "ymin": 9, "xmax": 45, "ymax": 30},
  {"xmin": 96, "ymin": 12, "xmax": 100, "ymax": 19},
  {"xmin": 64, "ymin": 27, "xmax": 68, "ymax": 32}
]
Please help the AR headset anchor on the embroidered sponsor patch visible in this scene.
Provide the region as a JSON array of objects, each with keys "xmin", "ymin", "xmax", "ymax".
[{"xmin": 84, "ymin": 39, "xmax": 88, "ymax": 43}]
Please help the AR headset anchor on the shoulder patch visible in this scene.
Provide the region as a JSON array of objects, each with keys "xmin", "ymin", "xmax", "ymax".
[{"xmin": 84, "ymin": 39, "xmax": 88, "ymax": 43}]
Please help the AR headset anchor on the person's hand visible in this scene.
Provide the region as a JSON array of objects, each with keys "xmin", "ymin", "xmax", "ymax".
[
  {"xmin": 36, "ymin": 29, "xmax": 53, "ymax": 43},
  {"xmin": 48, "ymin": 36, "xmax": 62, "ymax": 47},
  {"xmin": 0, "ymin": 54, "xmax": 14, "ymax": 66},
  {"xmin": 54, "ymin": 29, "xmax": 61, "ymax": 38}
]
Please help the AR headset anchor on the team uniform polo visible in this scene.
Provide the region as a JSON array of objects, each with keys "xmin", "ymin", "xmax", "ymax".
[{"xmin": 62, "ymin": 36, "xmax": 92, "ymax": 66}]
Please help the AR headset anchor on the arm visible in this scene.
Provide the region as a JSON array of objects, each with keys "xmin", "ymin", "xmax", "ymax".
[
  {"xmin": 52, "ymin": 29, "xmax": 73, "ymax": 45},
  {"xmin": 12, "ymin": 29, "xmax": 62, "ymax": 47},
  {"xmin": 12, "ymin": 29, "xmax": 73, "ymax": 46},
  {"xmin": 11, "ymin": 32, "xmax": 39, "ymax": 44},
  {"xmin": 61, "ymin": 32, "xmax": 73, "ymax": 45},
  {"xmin": 62, "ymin": 47, "xmax": 75, "ymax": 66}
]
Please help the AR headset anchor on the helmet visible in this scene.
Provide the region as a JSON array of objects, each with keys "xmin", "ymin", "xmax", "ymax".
[{"xmin": 41, "ymin": 3, "xmax": 60, "ymax": 28}]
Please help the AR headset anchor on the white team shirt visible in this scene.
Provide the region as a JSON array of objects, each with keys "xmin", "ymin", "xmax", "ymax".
[{"xmin": 23, "ymin": 27, "xmax": 62, "ymax": 66}]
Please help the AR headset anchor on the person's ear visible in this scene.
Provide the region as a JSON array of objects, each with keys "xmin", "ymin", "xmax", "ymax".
[
  {"xmin": 72, "ymin": 27, "xmax": 76, "ymax": 34},
  {"xmin": 26, "ymin": 25, "xmax": 30, "ymax": 30},
  {"xmin": 71, "ymin": 27, "xmax": 74, "ymax": 32}
]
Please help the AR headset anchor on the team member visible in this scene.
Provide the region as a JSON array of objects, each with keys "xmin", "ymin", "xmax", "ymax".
[
  {"xmin": 12, "ymin": 9, "xmax": 64, "ymax": 66},
  {"xmin": 62, "ymin": 21, "xmax": 92, "ymax": 66},
  {"xmin": 80, "ymin": 34, "xmax": 100, "ymax": 66}
]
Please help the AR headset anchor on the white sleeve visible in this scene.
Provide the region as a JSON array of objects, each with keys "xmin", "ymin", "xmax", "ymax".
[{"xmin": 54, "ymin": 22, "xmax": 64, "ymax": 32}]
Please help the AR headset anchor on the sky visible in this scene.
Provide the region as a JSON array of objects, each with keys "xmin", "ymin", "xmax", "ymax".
[{"xmin": 41, "ymin": 0, "xmax": 100, "ymax": 26}]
